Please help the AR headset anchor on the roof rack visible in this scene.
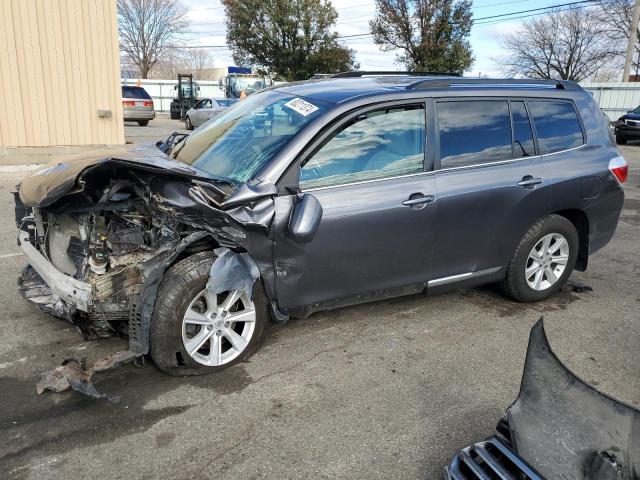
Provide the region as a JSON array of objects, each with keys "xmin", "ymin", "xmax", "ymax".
[
  {"xmin": 331, "ymin": 71, "xmax": 461, "ymax": 78},
  {"xmin": 409, "ymin": 78, "xmax": 576, "ymax": 90}
]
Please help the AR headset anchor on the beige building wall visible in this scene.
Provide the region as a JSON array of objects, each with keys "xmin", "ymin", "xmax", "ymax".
[{"xmin": 0, "ymin": 0, "xmax": 125, "ymax": 147}]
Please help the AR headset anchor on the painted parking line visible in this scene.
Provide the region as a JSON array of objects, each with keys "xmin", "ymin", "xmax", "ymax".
[{"xmin": 0, "ymin": 252, "xmax": 23, "ymax": 259}]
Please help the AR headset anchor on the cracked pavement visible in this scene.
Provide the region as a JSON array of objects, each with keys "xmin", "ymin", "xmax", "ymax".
[{"xmin": 0, "ymin": 120, "xmax": 638, "ymax": 479}]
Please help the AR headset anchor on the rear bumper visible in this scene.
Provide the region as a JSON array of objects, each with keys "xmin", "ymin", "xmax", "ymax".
[
  {"xmin": 18, "ymin": 231, "xmax": 92, "ymax": 312},
  {"xmin": 123, "ymin": 110, "xmax": 155, "ymax": 121}
]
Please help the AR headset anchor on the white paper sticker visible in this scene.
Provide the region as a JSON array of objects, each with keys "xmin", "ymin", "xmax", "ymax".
[{"xmin": 284, "ymin": 97, "xmax": 319, "ymax": 117}]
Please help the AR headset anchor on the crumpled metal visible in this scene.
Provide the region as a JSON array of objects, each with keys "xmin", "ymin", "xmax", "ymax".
[
  {"xmin": 206, "ymin": 247, "xmax": 260, "ymax": 299},
  {"xmin": 35, "ymin": 350, "xmax": 136, "ymax": 402}
]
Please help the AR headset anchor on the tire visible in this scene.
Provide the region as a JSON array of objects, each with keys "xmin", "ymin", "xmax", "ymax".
[
  {"xmin": 502, "ymin": 214, "xmax": 579, "ymax": 303},
  {"xmin": 185, "ymin": 116, "xmax": 194, "ymax": 130},
  {"xmin": 616, "ymin": 134, "xmax": 627, "ymax": 145},
  {"xmin": 138, "ymin": 120, "xmax": 149, "ymax": 126},
  {"xmin": 150, "ymin": 251, "xmax": 269, "ymax": 376}
]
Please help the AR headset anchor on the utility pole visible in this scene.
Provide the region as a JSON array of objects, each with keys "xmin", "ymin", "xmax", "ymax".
[{"xmin": 623, "ymin": 0, "xmax": 640, "ymax": 81}]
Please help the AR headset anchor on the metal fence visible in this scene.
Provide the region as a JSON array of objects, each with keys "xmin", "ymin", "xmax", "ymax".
[
  {"xmin": 121, "ymin": 78, "xmax": 223, "ymax": 113},
  {"xmin": 580, "ymin": 82, "xmax": 640, "ymax": 121},
  {"xmin": 123, "ymin": 78, "xmax": 640, "ymax": 120}
]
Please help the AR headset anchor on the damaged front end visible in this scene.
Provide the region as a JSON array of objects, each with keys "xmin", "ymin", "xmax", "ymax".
[
  {"xmin": 444, "ymin": 318, "xmax": 640, "ymax": 479},
  {"xmin": 15, "ymin": 143, "xmax": 278, "ymax": 356}
]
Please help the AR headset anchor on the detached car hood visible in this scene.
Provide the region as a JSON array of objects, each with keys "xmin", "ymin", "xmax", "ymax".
[{"xmin": 19, "ymin": 143, "xmax": 210, "ymax": 207}]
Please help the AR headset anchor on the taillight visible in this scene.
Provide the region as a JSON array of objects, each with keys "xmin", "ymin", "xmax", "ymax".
[
  {"xmin": 143, "ymin": 101, "xmax": 153, "ymax": 107},
  {"xmin": 609, "ymin": 155, "xmax": 628, "ymax": 185},
  {"xmin": 122, "ymin": 100, "xmax": 135, "ymax": 107}
]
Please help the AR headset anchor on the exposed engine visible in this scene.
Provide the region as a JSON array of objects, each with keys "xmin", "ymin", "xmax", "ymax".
[{"xmin": 19, "ymin": 202, "xmax": 184, "ymax": 338}]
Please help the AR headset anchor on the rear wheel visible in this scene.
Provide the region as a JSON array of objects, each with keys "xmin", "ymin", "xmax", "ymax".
[
  {"xmin": 503, "ymin": 215, "xmax": 578, "ymax": 302},
  {"xmin": 616, "ymin": 134, "xmax": 627, "ymax": 145},
  {"xmin": 138, "ymin": 120, "xmax": 149, "ymax": 126},
  {"xmin": 150, "ymin": 252, "xmax": 269, "ymax": 376}
]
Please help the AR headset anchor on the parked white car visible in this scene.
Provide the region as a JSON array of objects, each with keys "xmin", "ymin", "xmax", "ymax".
[{"xmin": 184, "ymin": 98, "xmax": 237, "ymax": 130}]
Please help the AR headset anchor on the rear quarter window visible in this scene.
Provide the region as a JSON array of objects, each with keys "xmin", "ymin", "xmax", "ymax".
[
  {"xmin": 122, "ymin": 86, "xmax": 152, "ymax": 100},
  {"xmin": 528, "ymin": 100, "xmax": 584, "ymax": 154}
]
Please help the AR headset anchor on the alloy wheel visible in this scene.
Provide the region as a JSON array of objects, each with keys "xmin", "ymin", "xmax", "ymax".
[
  {"xmin": 525, "ymin": 233, "xmax": 570, "ymax": 291},
  {"xmin": 181, "ymin": 288, "xmax": 255, "ymax": 366}
]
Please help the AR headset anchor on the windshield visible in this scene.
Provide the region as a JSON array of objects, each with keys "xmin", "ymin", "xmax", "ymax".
[
  {"xmin": 229, "ymin": 76, "xmax": 267, "ymax": 97},
  {"xmin": 633, "ymin": 105, "xmax": 640, "ymax": 114},
  {"xmin": 173, "ymin": 90, "xmax": 332, "ymax": 183}
]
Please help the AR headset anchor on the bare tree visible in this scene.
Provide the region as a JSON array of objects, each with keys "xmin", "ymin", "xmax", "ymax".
[
  {"xmin": 597, "ymin": 0, "xmax": 640, "ymax": 73},
  {"xmin": 117, "ymin": 0, "xmax": 189, "ymax": 78},
  {"xmin": 499, "ymin": 7, "xmax": 615, "ymax": 81},
  {"xmin": 185, "ymin": 49, "xmax": 211, "ymax": 77}
]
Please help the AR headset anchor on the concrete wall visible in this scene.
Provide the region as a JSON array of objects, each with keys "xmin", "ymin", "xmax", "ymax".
[
  {"xmin": 0, "ymin": 0, "xmax": 124, "ymax": 147},
  {"xmin": 581, "ymin": 82, "xmax": 640, "ymax": 121}
]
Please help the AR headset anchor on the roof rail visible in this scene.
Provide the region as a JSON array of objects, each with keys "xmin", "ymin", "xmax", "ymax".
[
  {"xmin": 409, "ymin": 77, "xmax": 577, "ymax": 90},
  {"xmin": 331, "ymin": 71, "xmax": 461, "ymax": 78}
]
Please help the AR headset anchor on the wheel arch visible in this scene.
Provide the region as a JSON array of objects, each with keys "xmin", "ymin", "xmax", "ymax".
[{"xmin": 553, "ymin": 209, "xmax": 589, "ymax": 271}]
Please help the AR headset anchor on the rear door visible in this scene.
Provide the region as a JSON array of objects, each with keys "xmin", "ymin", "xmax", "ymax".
[
  {"xmin": 430, "ymin": 98, "xmax": 552, "ymax": 283},
  {"xmin": 272, "ymin": 101, "xmax": 438, "ymax": 309}
]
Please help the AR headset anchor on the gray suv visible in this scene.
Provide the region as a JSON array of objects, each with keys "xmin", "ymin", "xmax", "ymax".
[{"xmin": 15, "ymin": 74, "xmax": 627, "ymax": 375}]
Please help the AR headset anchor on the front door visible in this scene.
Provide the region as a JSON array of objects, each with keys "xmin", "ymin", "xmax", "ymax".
[{"xmin": 272, "ymin": 102, "xmax": 438, "ymax": 309}]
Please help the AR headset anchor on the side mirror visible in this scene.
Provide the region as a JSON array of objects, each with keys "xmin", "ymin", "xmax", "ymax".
[{"xmin": 288, "ymin": 194, "xmax": 322, "ymax": 243}]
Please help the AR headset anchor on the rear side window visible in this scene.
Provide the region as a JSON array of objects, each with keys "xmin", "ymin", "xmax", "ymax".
[
  {"xmin": 511, "ymin": 101, "xmax": 535, "ymax": 158},
  {"xmin": 299, "ymin": 104, "xmax": 425, "ymax": 189},
  {"xmin": 122, "ymin": 86, "xmax": 151, "ymax": 99},
  {"xmin": 438, "ymin": 101, "xmax": 512, "ymax": 169},
  {"xmin": 528, "ymin": 100, "xmax": 584, "ymax": 154}
]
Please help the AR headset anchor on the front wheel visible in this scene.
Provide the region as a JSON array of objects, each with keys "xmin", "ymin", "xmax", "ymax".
[
  {"xmin": 616, "ymin": 134, "xmax": 627, "ymax": 145},
  {"xmin": 150, "ymin": 252, "xmax": 269, "ymax": 375},
  {"xmin": 138, "ymin": 120, "xmax": 149, "ymax": 126},
  {"xmin": 185, "ymin": 116, "xmax": 194, "ymax": 130},
  {"xmin": 503, "ymin": 214, "xmax": 579, "ymax": 303}
]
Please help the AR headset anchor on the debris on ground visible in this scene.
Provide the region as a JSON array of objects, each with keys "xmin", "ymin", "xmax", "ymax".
[
  {"xmin": 35, "ymin": 350, "xmax": 137, "ymax": 402},
  {"xmin": 561, "ymin": 280, "xmax": 593, "ymax": 293}
]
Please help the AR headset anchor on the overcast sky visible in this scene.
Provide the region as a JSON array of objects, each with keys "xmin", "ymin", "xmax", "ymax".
[{"xmin": 182, "ymin": 0, "xmax": 563, "ymax": 77}]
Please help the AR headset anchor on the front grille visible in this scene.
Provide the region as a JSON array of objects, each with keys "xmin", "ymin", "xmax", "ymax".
[
  {"xmin": 625, "ymin": 118, "xmax": 640, "ymax": 127},
  {"xmin": 445, "ymin": 436, "xmax": 544, "ymax": 480}
]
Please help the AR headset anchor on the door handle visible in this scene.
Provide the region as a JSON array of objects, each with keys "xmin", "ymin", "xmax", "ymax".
[
  {"xmin": 517, "ymin": 176, "xmax": 543, "ymax": 188},
  {"xmin": 402, "ymin": 194, "xmax": 435, "ymax": 206}
]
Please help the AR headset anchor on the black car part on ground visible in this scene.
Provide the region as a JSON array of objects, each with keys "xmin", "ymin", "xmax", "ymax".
[
  {"xmin": 15, "ymin": 143, "xmax": 284, "ymax": 356},
  {"xmin": 444, "ymin": 318, "xmax": 640, "ymax": 479}
]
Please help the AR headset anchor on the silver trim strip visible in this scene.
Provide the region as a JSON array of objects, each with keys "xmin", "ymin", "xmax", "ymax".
[
  {"xmin": 428, "ymin": 267, "xmax": 502, "ymax": 287},
  {"xmin": 18, "ymin": 231, "xmax": 93, "ymax": 312}
]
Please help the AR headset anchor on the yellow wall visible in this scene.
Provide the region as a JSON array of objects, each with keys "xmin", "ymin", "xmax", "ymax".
[{"xmin": 0, "ymin": 0, "xmax": 125, "ymax": 147}]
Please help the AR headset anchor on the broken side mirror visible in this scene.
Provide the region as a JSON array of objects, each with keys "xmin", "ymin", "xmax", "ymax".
[{"xmin": 288, "ymin": 194, "xmax": 322, "ymax": 243}]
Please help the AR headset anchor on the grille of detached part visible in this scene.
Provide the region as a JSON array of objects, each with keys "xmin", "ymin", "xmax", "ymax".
[{"xmin": 445, "ymin": 436, "xmax": 545, "ymax": 480}]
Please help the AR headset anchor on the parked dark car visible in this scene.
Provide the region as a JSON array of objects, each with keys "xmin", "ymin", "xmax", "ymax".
[
  {"xmin": 444, "ymin": 318, "xmax": 639, "ymax": 480},
  {"xmin": 15, "ymin": 74, "xmax": 627, "ymax": 375},
  {"xmin": 614, "ymin": 105, "xmax": 640, "ymax": 144},
  {"xmin": 121, "ymin": 85, "xmax": 155, "ymax": 126}
]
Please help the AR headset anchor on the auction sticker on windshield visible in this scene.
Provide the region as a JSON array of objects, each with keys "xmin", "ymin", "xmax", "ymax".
[{"xmin": 284, "ymin": 98, "xmax": 319, "ymax": 116}]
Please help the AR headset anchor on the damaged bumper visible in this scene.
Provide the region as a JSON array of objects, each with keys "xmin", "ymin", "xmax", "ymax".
[
  {"xmin": 18, "ymin": 230, "xmax": 92, "ymax": 312},
  {"xmin": 445, "ymin": 318, "xmax": 640, "ymax": 479}
]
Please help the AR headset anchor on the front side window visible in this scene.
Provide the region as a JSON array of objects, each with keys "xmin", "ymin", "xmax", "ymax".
[
  {"xmin": 511, "ymin": 101, "xmax": 535, "ymax": 158},
  {"xmin": 173, "ymin": 91, "xmax": 331, "ymax": 183},
  {"xmin": 299, "ymin": 105, "xmax": 426, "ymax": 189},
  {"xmin": 528, "ymin": 100, "xmax": 584, "ymax": 154},
  {"xmin": 438, "ymin": 100, "xmax": 512, "ymax": 169}
]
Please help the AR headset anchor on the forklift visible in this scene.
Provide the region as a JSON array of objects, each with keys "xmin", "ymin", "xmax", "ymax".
[{"xmin": 170, "ymin": 74, "xmax": 199, "ymax": 120}]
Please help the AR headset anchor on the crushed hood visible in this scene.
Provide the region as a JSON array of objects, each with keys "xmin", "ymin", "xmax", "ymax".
[{"xmin": 18, "ymin": 143, "xmax": 214, "ymax": 207}]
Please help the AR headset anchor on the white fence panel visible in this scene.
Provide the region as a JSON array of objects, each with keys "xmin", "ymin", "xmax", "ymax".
[
  {"xmin": 121, "ymin": 78, "xmax": 223, "ymax": 113},
  {"xmin": 580, "ymin": 82, "xmax": 640, "ymax": 121}
]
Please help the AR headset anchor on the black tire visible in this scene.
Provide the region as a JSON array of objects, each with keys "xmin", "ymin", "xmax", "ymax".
[
  {"xmin": 150, "ymin": 251, "xmax": 269, "ymax": 376},
  {"xmin": 502, "ymin": 214, "xmax": 579, "ymax": 303},
  {"xmin": 138, "ymin": 120, "xmax": 149, "ymax": 126},
  {"xmin": 185, "ymin": 116, "xmax": 194, "ymax": 130},
  {"xmin": 616, "ymin": 134, "xmax": 627, "ymax": 145}
]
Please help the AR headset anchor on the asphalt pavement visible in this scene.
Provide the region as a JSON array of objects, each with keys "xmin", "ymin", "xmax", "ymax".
[{"xmin": 0, "ymin": 119, "xmax": 638, "ymax": 479}]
